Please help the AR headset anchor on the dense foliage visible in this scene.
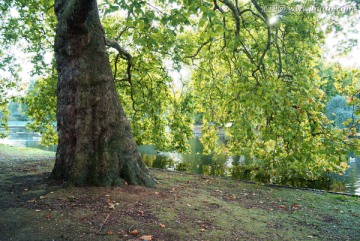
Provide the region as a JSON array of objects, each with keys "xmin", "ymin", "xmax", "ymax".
[{"xmin": 1, "ymin": 0, "xmax": 359, "ymax": 182}]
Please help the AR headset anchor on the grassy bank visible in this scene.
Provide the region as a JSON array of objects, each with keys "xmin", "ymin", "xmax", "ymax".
[{"xmin": 0, "ymin": 144, "xmax": 359, "ymax": 240}]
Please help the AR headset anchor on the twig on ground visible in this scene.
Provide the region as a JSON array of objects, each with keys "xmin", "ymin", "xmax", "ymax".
[
  {"xmin": 128, "ymin": 223, "xmax": 136, "ymax": 233},
  {"xmin": 96, "ymin": 213, "xmax": 110, "ymax": 234},
  {"xmin": 276, "ymin": 233, "xmax": 284, "ymax": 240}
]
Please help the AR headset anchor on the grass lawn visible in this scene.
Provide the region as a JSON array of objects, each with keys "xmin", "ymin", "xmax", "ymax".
[{"xmin": 0, "ymin": 144, "xmax": 359, "ymax": 240}]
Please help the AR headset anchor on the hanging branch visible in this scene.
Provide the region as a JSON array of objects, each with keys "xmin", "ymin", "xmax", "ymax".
[
  {"xmin": 105, "ymin": 38, "xmax": 132, "ymax": 82},
  {"xmin": 184, "ymin": 39, "xmax": 212, "ymax": 59},
  {"xmin": 222, "ymin": 16, "xmax": 227, "ymax": 50},
  {"xmin": 213, "ymin": 0, "xmax": 225, "ymax": 13},
  {"xmin": 112, "ymin": 53, "xmax": 120, "ymax": 81},
  {"xmin": 250, "ymin": 0, "xmax": 269, "ymax": 22},
  {"xmin": 105, "ymin": 38, "xmax": 137, "ymax": 112},
  {"xmin": 219, "ymin": 0, "xmax": 241, "ymax": 36},
  {"xmin": 274, "ymin": 28, "xmax": 283, "ymax": 79},
  {"xmin": 249, "ymin": 0, "xmax": 271, "ymax": 77}
]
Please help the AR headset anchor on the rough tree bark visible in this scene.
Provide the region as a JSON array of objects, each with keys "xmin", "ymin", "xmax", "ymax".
[{"xmin": 51, "ymin": 0, "xmax": 155, "ymax": 187}]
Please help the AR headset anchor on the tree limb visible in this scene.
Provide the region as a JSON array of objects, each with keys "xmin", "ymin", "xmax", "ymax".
[
  {"xmin": 250, "ymin": 0, "xmax": 269, "ymax": 23},
  {"xmin": 184, "ymin": 40, "xmax": 212, "ymax": 59},
  {"xmin": 105, "ymin": 38, "xmax": 132, "ymax": 82},
  {"xmin": 213, "ymin": 0, "xmax": 225, "ymax": 13},
  {"xmin": 274, "ymin": 28, "xmax": 282, "ymax": 79},
  {"xmin": 112, "ymin": 54, "xmax": 120, "ymax": 81},
  {"xmin": 250, "ymin": 0, "xmax": 271, "ymax": 77},
  {"xmin": 105, "ymin": 38, "xmax": 137, "ymax": 112},
  {"xmin": 222, "ymin": 17, "xmax": 227, "ymax": 50},
  {"xmin": 219, "ymin": 0, "xmax": 241, "ymax": 36}
]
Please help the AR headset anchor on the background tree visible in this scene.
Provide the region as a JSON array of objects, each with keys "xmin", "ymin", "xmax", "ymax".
[{"xmin": 325, "ymin": 95, "xmax": 358, "ymax": 129}]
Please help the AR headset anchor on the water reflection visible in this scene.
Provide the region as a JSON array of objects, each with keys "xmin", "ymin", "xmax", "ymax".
[
  {"xmin": 139, "ymin": 138, "xmax": 231, "ymax": 177},
  {"xmin": 1, "ymin": 130, "xmax": 359, "ymax": 195},
  {"xmin": 0, "ymin": 130, "xmax": 56, "ymax": 152},
  {"xmin": 140, "ymin": 137, "xmax": 360, "ymax": 195},
  {"xmin": 333, "ymin": 156, "xmax": 360, "ymax": 194}
]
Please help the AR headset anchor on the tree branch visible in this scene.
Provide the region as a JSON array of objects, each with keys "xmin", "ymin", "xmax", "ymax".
[
  {"xmin": 249, "ymin": 0, "xmax": 271, "ymax": 77},
  {"xmin": 250, "ymin": 0, "xmax": 269, "ymax": 23},
  {"xmin": 105, "ymin": 38, "xmax": 137, "ymax": 112},
  {"xmin": 105, "ymin": 38, "xmax": 132, "ymax": 82},
  {"xmin": 222, "ymin": 17, "xmax": 227, "ymax": 50},
  {"xmin": 219, "ymin": 0, "xmax": 241, "ymax": 36},
  {"xmin": 275, "ymin": 28, "xmax": 282, "ymax": 79},
  {"xmin": 184, "ymin": 40, "xmax": 212, "ymax": 59},
  {"xmin": 213, "ymin": 0, "xmax": 225, "ymax": 13},
  {"xmin": 112, "ymin": 54, "xmax": 120, "ymax": 81}
]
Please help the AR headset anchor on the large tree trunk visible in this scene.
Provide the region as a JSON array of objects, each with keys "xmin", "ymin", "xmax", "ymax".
[{"xmin": 51, "ymin": 0, "xmax": 155, "ymax": 187}]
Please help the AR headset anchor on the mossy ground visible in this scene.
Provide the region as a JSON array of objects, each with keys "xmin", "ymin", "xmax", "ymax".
[{"xmin": 1, "ymin": 144, "xmax": 359, "ymax": 240}]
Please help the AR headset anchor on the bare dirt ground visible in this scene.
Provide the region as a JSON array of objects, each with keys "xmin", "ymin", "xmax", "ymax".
[{"xmin": 1, "ymin": 144, "xmax": 359, "ymax": 241}]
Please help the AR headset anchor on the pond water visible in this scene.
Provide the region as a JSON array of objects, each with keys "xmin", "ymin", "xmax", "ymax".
[
  {"xmin": 139, "ymin": 137, "xmax": 360, "ymax": 196},
  {"xmin": 1, "ymin": 130, "xmax": 359, "ymax": 195}
]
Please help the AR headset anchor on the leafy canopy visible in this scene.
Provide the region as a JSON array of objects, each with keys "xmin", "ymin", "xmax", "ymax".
[{"xmin": 1, "ymin": 0, "xmax": 359, "ymax": 181}]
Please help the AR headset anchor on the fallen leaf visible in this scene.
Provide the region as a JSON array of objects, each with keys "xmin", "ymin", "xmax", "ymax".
[
  {"xmin": 200, "ymin": 228, "xmax": 205, "ymax": 232},
  {"xmin": 138, "ymin": 210, "xmax": 144, "ymax": 216},
  {"xmin": 292, "ymin": 203, "xmax": 302, "ymax": 209},
  {"xmin": 159, "ymin": 223, "xmax": 165, "ymax": 228},
  {"xmin": 35, "ymin": 209, "xmax": 41, "ymax": 212},
  {"xmin": 108, "ymin": 203, "xmax": 115, "ymax": 210},
  {"xmin": 186, "ymin": 204, "xmax": 191, "ymax": 207},
  {"xmin": 39, "ymin": 195, "xmax": 46, "ymax": 200},
  {"xmin": 228, "ymin": 194, "xmax": 236, "ymax": 200},
  {"xmin": 154, "ymin": 192, "xmax": 160, "ymax": 195},
  {"xmin": 278, "ymin": 205, "xmax": 286, "ymax": 209},
  {"xmin": 130, "ymin": 229, "xmax": 139, "ymax": 235},
  {"xmin": 140, "ymin": 235, "xmax": 153, "ymax": 241},
  {"xmin": 106, "ymin": 230, "xmax": 113, "ymax": 235}
]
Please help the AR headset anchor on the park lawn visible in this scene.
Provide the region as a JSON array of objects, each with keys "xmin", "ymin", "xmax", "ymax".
[{"xmin": 0, "ymin": 144, "xmax": 359, "ymax": 241}]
